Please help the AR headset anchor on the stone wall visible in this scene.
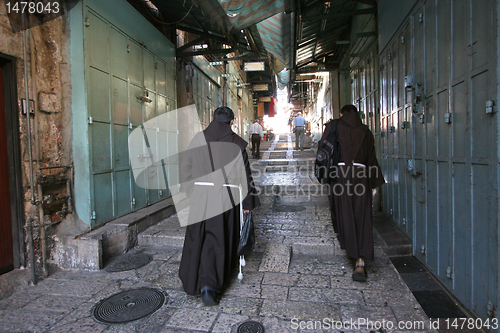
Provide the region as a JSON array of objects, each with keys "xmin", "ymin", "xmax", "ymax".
[{"xmin": 0, "ymin": 2, "xmax": 74, "ymax": 276}]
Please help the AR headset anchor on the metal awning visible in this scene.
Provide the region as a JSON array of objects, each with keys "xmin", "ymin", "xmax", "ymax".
[
  {"xmin": 138, "ymin": 0, "xmax": 377, "ymax": 101},
  {"xmin": 145, "ymin": 0, "xmax": 293, "ymax": 95},
  {"xmin": 290, "ymin": 0, "xmax": 377, "ymax": 102}
]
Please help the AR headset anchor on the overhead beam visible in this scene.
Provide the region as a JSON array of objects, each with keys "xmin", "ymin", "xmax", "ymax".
[
  {"xmin": 177, "ymin": 47, "xmax": 238, "ymax": 57},
  {"xmin": 244, "ymin": 28, "xmax": 261, "ymax": 58},
  {"xmin": 302, "ymin": 8, "xmax": 376, "ymax": 21},
  {"xmin": 177, "ymin": 35, "xmax": 208, "ymax": 53},
  {"xmin": 295, "ymin": 65, "xmax": 338, "ymax": 74},
  {"xmin": 298, "ymin": 21, "xmax": 346, "ymax": 48}
]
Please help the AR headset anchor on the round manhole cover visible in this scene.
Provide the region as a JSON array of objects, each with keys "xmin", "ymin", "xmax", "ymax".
[
  {"xmin": 272, "ymin": 205, "xmax": 307, "ymax": 212},
  {"xmin": 104, "ymin": 253, "xmax": 152, "ymax": 272},
  {"xmin": 237, "ymin": 321, "xmax": 265, "ymax": 333},
  {"xmin": 92, "ymin": 288, "xmax": 165, "ymax": 324}
]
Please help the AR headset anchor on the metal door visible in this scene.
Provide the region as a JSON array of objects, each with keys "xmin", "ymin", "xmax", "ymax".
[
  {"xmin": 85, "ymin": 9, "xmax": 177, "ymax": 227},
  {"xmin": 0, "ymin": 66, "xmax": 14, "ymax": 274},
  {"xmin": 379, "ymin": 0, "xmax": 498, "ymax": 322},
  {"xmin": 193, "ymin": 66, "xmax": 220, "ymax": 129}
]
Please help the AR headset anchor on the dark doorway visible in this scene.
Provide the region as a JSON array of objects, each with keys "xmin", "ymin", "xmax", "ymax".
[
  {"xmin": 0, "ymin": 66, "xmax": 14, "ymax": 274},
  {"xmin": 0, "ymin": 55, "xmax": 24, "ymax": 274}
]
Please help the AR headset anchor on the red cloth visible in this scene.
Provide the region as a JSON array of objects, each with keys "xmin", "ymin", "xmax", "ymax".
[{"xmin": 268, "ymin": 98, "xmax": 275, "ymax": 117}]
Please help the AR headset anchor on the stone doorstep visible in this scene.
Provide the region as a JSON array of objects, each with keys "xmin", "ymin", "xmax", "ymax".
[
  {"xmin": 0, "ymin": 268, "xmax": 31, "ymax": 301},
  {"xmin": 53, "ymin": 197, "xmax": 187, "ymax": 271}
]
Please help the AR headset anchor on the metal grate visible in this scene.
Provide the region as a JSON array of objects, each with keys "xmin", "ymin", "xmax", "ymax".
[
  {"xmin": 92, "ymin": 288, "xmax": 165, "ymax": 324},
  {"xmin": 104, "ymin": 253, "xmax": 152, "ymax": 272},
  {"xmin": 237, "ymin": 321, "xmax": 265, "ymax": 333}
]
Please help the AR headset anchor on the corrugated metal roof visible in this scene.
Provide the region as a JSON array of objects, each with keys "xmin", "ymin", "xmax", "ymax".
[{"xmin": 143, "ymin": 0, "xmax": 377, "ymax": 100}]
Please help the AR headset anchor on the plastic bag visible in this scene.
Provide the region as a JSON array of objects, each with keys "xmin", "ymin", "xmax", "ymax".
[{"xmin": 238, "ymin": 212, "xmax": 255, "ymax": 256}]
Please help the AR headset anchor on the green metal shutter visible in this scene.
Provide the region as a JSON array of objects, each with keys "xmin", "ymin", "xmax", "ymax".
[
  {"xmin": 192, "ymin": 66, "xmax": 219, "ymax": 129},
  {"xmin": 84, "ymin": 9, "xmax": 177, "ymax": 227}
]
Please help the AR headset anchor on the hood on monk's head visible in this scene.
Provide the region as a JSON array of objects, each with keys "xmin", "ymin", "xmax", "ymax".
[{"xmin": 341, "ymin": 110, "xmax": 363, "ymax": 128}]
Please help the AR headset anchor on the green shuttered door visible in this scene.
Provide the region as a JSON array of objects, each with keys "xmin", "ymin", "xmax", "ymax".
[{"xmin": 85, "ymin": 9, "xmax": 176, "ymax": 227}]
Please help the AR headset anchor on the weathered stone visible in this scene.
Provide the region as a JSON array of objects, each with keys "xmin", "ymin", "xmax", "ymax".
[
  {"xmin": 258, "ymin": 243, "xmax": 291, "ymax": 273},
  {"xmin": 260, "ymin": 299, "xmax": 341, "ymax": 321},
  {"xmin": 211, "ymin": 313, "xmax": 249, "ymax": 333},
  {"xmin": 260, "ymin": 285, "xmax": 288, "ymax": 300},
  {"xmin": 165, "ymin": 308, "xmax": 218, "ymax": 331}
]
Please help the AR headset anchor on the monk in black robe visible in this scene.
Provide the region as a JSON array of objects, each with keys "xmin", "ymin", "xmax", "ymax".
[
  {"xmin": 178, "ymin": 106, "xmax": 260, "ymax": 305},
  {"xmin": 323, "ymin": 104, "xmax": 385, "ymax": 282}
]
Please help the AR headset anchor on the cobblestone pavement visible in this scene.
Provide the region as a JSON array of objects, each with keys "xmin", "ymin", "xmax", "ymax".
[{"xmin": 0, "ymin": 134, "xmax": 435, "ymax": 333}]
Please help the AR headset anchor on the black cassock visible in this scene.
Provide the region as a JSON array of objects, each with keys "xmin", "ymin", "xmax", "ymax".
[{"xmin": 178, "ymin": 120, "xmax": 260, "ymax": 295}]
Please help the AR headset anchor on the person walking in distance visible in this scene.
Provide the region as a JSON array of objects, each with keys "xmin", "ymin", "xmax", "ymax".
[
  {"xmin": 249, "ymin": 118, "xmax": 263, "ymax": 158},
  {"xmin": 293, "ymin": 112, "xmax": 307, "ymax": 150},
  {"xmin": 178, "ymin": 106, "xmax": 260, "ymax": 305},
  {"xmin": 332, "ymin": 104, "xmax": 385, "ymax": 282}
]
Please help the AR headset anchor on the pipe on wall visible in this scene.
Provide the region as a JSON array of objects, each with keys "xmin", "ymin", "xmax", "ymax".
[{"xmin": 21, "ymin": 15, "xmax": 37, "ymax": 285}]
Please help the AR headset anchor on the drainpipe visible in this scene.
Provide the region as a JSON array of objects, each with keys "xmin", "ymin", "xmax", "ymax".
[
  {"xmin": 22, "ymin": 15, "xmax": 37, "ymax": 285},
  {"xmin": 29, "ymin": 32, "xmax": 48, "ymax": 278}
]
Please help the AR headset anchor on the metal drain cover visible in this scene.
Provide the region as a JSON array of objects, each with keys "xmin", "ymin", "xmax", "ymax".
[
  {"xmin": 237, "ymin": 321, "xmax": 265, "ymax": 333},
  {"xmin": 272, "ymin": 205, "xmax": 307, "ymax": 212},
  {"xmin": 104, "ymin": 253, "xmax": 152, "ymax": 272},
  {"xmin": 92, "ymin": 288, "xmax": 165, "ymax": 324}
]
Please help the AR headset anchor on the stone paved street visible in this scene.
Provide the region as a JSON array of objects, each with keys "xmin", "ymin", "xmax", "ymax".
[{"xmin": 0, "ymin": 134, "xmax": 435, "ymax": 333}]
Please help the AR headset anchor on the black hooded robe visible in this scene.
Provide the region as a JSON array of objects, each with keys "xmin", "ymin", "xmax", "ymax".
[
  {"xmin": 323, "ymin": 112, "xmax": 385, "ymax": 261},
  {"xmin": 178, "ymin": 120, "xmax": 260, "ymax": 295}
]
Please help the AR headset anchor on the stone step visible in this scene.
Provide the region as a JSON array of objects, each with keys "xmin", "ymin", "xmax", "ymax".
[{"xmin": 137, "ymin": 213, "xmax": 186, "ymax": 248}]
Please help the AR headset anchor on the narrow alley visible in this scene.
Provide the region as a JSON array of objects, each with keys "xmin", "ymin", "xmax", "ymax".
[{"xmin": 0, "ymin": 135, "xmax": 440, "ymax": 332}]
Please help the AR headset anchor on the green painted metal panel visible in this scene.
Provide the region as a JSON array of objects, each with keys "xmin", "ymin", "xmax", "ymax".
[
  {"xmin": 438, "ymin": 161, "xmax": 452, "ymax": 285},
  {"xmin": 144, "ymin": 92, "xmax": 156, "ymax": 122},
  {"xmin": 128, "ymin": 41, "xmax": 143, "ymax": 86},
  {"xmin": 86, "ymin": 0, "xmax": 175, "ymax": 61},
  {"xmin": 377, "ymin": 0, "xmax": 418, "ymax": 52},
  {"xmin": 133, "ymin": 171, "xmax": 147, "ymax": 209},
  {"xmin": 88, "ymin": 68, "xmax": 110, "ymax": 121},
  {"xmin": 129, "ymin": 84, "xmax": 144, "ymax": 126},
  {"xmin": 115, "ymin": 170, "xmax": 132, "ymax": 216},
  {"xmin": 112, "ymin": 77, "xmax": 128, "ymax": 125},
  {"xmin": 192, "ymin": 66, "xmax": 219, "ymax": 128},
  {"xmin": 110, "ymin": 27, "xmax": 128, "ymax": 80},
  {"xmin": 93, "ymin": 173, "xmax": 114, "ymax": 222},
  {"xmin": 156, "ymin": 60, "xmax": 166, "ymax": 97},
  {"xmin": 87, "ymin": 11, "xmax": 109, "ymax": 71},
  {"xmin": 114, "ymin": 124, "xmax": 129, "ymax": 170},
  {"xmin": 453, "ymin": 163, "xmax": 473, "ymax": 303},
  {"xmin": 91, "ymin": 122, "xmax": 111, "ymax": 171},
  {"xmin": 144, "ymin": 51, "xmax": 155, "ymax": 91},
  {"xmin": 437, "ymin": 90, "xmax": 449, "ymax": 157},
  {"xmin": 157, "ymin": 95, "xmax": 167, "ymax": 116},
  {"xmin": 472, "ymin": 72, "xmax": 491, "ymax": 158}
]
